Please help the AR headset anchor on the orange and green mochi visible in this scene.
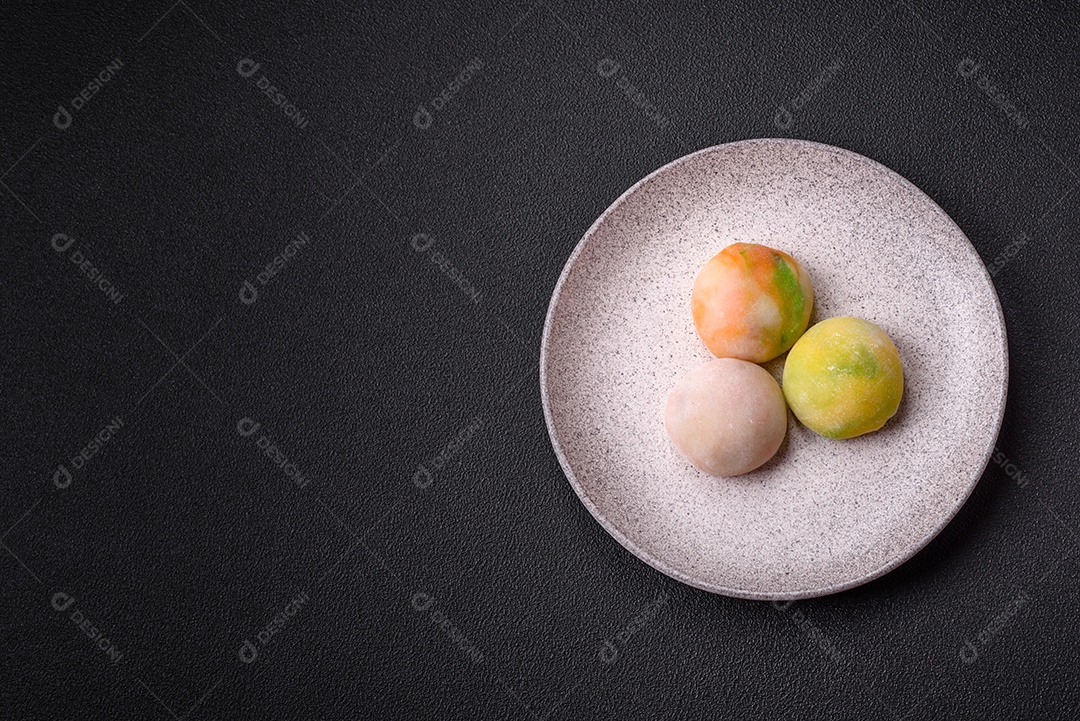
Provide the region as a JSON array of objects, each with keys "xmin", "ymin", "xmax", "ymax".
[
  {"xmin": 691, "ymin": 243, "xmax": 814, "ymax": 363},
  {"xmin": 782, "ymin": 317, "xmax": 904, "ymax": 439}
]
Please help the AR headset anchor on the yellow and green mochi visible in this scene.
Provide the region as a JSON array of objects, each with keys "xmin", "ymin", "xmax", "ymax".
[{"xmin": 782, "ymin": 317, "xmax": 904, "ymax": 439}]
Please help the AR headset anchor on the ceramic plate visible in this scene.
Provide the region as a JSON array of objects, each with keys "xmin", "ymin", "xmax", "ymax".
[{"xmin": 540, "ymin": 138, "xmax": 1008, "ymax": 600}]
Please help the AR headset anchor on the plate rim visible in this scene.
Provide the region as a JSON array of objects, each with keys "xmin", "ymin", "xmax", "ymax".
[{"xmin": 539, "ymin": 137, "xmax": 1010, "ymax": 600}]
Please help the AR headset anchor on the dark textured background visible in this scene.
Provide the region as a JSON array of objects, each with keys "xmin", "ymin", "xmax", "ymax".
[{"xmin": 3, "ymin": 1, "xmax": 1080, "ymax": 718}]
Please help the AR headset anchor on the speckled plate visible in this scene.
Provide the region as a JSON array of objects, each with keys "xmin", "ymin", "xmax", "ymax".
[{"xmin": 540, "ymin": 138, "xmax": 1008, "ymax": 600}]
